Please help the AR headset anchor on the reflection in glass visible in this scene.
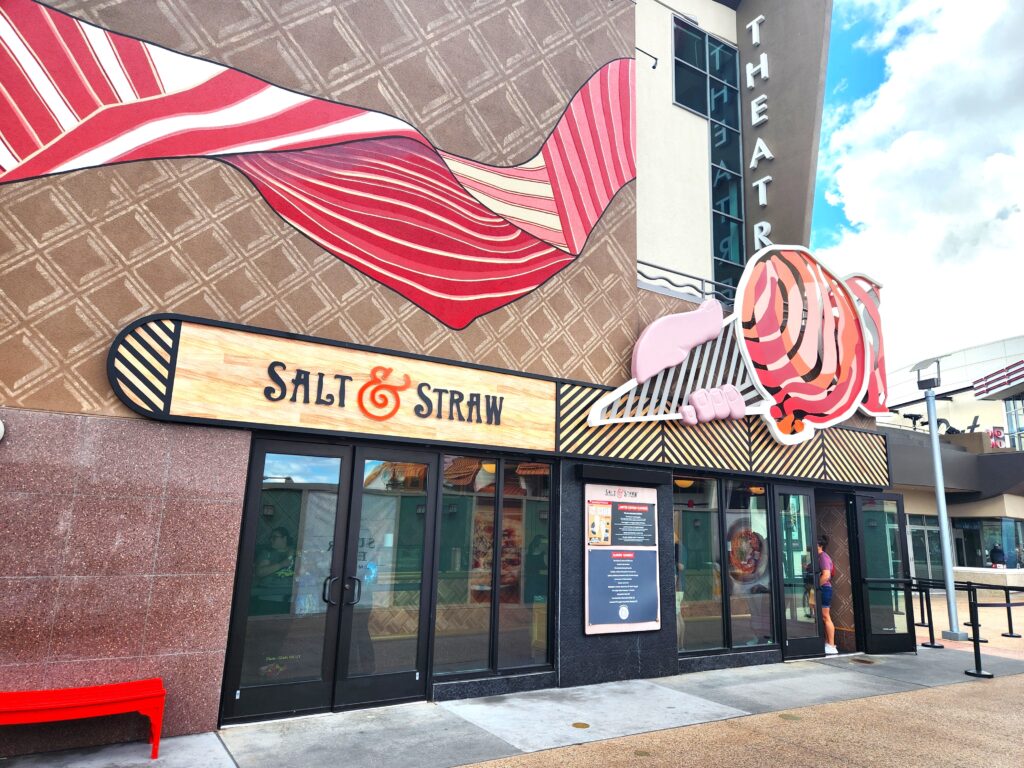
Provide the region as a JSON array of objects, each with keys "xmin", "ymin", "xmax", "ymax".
[
  {"xmin": 712, "ymin": 167, "xmax": 742, "ymax": 219},
  {"xmin": 861, "ymin": 499, "xmax": 908, "ymax": 634},
  {"xmin": 778, "ymin": 493, "xmax": 820, "ymax": 642},
  {"xmin": 674, "ymin": 23, "xmax": 706, "ymax": 70},
  {"xmin": 348, "ymin": 460, "xmax": 427, "ymax": 676},
  {"xmin": 713, "ymin": 259, "xmax": 743, "ymax": 299},
  {"xmin": 713, "ymin": 214, "xmax": 743, "ymax": 264},
  {"xmin": 710, "ymin": 124, "xmax": 741, "ymax": 172},
  {"xmin": 674, "ymin": 61, "xmax": 706, "ymax": 114},
  {"xmin": 709, "ymin": 83, "xmax": 739, "ymax": 129},
  {"xmin": 497, "ymin": 462, "xmax": 551, "ymax": 669},
  {"xmin": 434, "ymin": 456, "xmax": 496, "ymax": 674},
  {"xmin": 926, "ymin": 528, "xmax": 946, "ymax": 579},
  {"xmin": 911, "ymin": 528, "xmax": 928, "ymax": 580},
  {"xmin": 707, "ymin": 40, "xmax": 738, "ymax": 86},
  {"xmin": 240, "ymin": 453, "xmax": 341, "ymax": 686},
  {"xmin": 673, "ymin": 477, "xmax": 724, "ymax": 652},
  {"xmin": 725, "ymin": 481, "xmax": 774, "ymax": 646}
]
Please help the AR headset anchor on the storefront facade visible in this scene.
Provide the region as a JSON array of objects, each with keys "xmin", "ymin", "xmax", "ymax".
[{"xmin": 0, "ymin": 0, "xmax": 915, "ymax": 757}]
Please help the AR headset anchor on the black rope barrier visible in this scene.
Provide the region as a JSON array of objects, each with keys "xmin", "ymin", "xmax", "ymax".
[
  {"xmin": 909, "ymin": 577, "xmax": 1024, "ymax": 678},
  {"xmin": 963, "ymin": 583, "xmax": 993, "ymax": 679}
]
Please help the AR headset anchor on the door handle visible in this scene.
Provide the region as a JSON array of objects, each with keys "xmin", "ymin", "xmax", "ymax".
[
  {"xmin": 322, "ymin": 576, "xmax": 339, "ymax": 605},
  {"xmin": 345, "ymin": 576, "xmax": 362, "ymax": 605}
]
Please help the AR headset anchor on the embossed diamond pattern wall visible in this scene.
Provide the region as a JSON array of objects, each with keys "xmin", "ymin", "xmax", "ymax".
[{"xmin": 0, "ymin": 0, "xmax": 690, "ymax": 416}]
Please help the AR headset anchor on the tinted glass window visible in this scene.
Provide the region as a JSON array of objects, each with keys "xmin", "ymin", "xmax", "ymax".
[
  {"xmin": 674, "ymin": 23, "xmax": 706, "ymax": 70},
  {"xmin": 713, "ymin": 214, "xmax": 744, "ymax": 264},
  {"xmin": 240, "ymin": 454, "xmax": 341, "ymax": 687},
  {"xmin": 712, "ymin": 167, "xmax": 743, "ymax": 219},
  {"xmin": 434, "ymin": 456, "xmax": 497, "ymax": 674},
  {"xmin": 710, "ymin": 123, "xmax": 741, "ymax": 173},
  {"xmin": 708, "ymin": 40, "xmax": 738, "ymax": 86},
  {"xmin": 674, "ymin": 61, "xmax": 706, "ymax": 114},
  {"xmin": 724, "ymin": 480, "xmax": 774, "ymax": 646},
  {"xmin": 709, "ymin": 83, "xmax": 740, "ymax": 129},
  {"xmin": 674, "ymin": 477, "xmax": 725, "ymax": 652},
  {"xmin": 497, "ymin": 462, "xmax": 551, "ymax": 669}
]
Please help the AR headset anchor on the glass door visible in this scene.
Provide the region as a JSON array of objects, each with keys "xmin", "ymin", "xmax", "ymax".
[
  {"xmin": 909, "ymin": 527, "xmax": 928, "ymax": 580},
  {"xmin": 333, "ymin": 447, "xmax": 436, "ymax": 707},
  {"xmin": 774, "ymin": 486, "xmax": 823, "ymax": 659},
  {"xmin": 853, "ymin": 494, "xmax": 916, "ymax": 654},
  {"xmin": 222, "ymin": 440, "xmax": 352, "ymax": 722}
]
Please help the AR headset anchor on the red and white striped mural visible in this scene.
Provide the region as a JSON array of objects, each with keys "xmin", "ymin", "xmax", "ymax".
[{"xmin": 0, "ymin": 0, "xmax": 636, "ymax": 328}]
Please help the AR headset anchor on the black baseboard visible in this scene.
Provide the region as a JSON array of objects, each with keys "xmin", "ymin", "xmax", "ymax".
[
  {"xmin": 677, "ymin": 649, "xmax": 782, "ymax": 674},
  {"xmin": 431, "ymin": 671, "xmax": 557, "ymax": 702}
]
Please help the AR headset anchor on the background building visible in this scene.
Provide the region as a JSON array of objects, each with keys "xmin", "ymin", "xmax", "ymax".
[{"xmin": 884, "ymin": 339, "xmax": 1024, "ymax": 581}]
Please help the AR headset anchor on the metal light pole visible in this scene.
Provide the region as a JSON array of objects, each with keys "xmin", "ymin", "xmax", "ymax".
[{"xmin": 914, "ymin": 357, "xmax": 968, "ymax": 640}]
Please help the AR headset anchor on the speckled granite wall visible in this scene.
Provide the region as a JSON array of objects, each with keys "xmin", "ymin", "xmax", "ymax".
[{"xmin": 0, "ymin": 406, "xmax": 249, "ymax": 757}]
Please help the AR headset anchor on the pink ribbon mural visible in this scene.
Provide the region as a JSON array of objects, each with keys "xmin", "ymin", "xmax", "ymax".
[
  {"xmin": 590, "ymin": 246, "xmax": 889, "ymax": 446},
  {"xmin": 0, "ymin": 0, "xmax": 636, "ymax": 328}
]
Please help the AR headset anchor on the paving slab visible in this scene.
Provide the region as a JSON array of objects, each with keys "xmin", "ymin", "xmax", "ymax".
[
  {"xmin": 653, "ymin": 659, "xmax": 920, "ymax": 712},
  {"xmin": 219, "ymin": 701, "xmax": 520, "ymax": 768},
  {"xmin": 812, "ymin": 647, "xmax": 1024, "ymax": 686},
  {"xmin": 470, "ymin": 674, "xmax": 1024, "ymax": 768},
  {"xmin": 2, "ymin": 733, "xmax": 233, "ymax": 768},
  {"xmin": 10, "ymin": 648, "xmax": 1024, "ymax": 768},
  {"xmin": 438, "ymin": 679, "xmax": 747, "ymax": 752}
]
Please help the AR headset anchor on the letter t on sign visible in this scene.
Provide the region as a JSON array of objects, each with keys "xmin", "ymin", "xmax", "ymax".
[
  {"xmin": 752, "ymin": 176, "xmax": 773, "ymax": 207},
  {"xmin": 746, "ymin": 14, "xmax": 766, "ymax": 46}
]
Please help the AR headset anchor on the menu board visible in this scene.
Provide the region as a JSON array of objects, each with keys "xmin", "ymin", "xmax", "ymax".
[{"xmin": 584, "ymin": 484, "xmax": 661, "ymax": 634}]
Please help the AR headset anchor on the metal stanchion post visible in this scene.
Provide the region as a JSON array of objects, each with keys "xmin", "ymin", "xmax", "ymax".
[
  {"xmin": 915, "ymin": 586, "xmax": 928, "ymax": 628},
  {"xmin": 1001, "ymin": 586, "xmax": 1020, "ymax": 639},
  {"xmin": 920, "ymin": 585, "xmax": 943, "ymax": 649},
  {"xmin": 964, "ymin": 584, "xmax": 993, "ymax": 679}
]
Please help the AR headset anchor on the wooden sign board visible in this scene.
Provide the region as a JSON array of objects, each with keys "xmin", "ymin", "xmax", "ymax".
[{"xmin": 108, "ymin": 315, "xmax": 556, "ymax": 453}]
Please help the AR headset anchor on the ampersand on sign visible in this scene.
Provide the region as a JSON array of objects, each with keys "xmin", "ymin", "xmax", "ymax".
[{"xmin": 357, "ymin": 366, "xmax": 412, "ymax": 421}]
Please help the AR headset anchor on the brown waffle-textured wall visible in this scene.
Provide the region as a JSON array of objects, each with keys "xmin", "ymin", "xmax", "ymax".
[{"xmin": 0, "ymin": 0, "xmax": 694, "ymax": 419}]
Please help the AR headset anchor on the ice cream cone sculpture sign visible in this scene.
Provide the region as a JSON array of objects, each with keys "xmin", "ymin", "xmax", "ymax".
[{"xmin": 589, "ymin": 246, "xmax": 887, "ymax": 446}]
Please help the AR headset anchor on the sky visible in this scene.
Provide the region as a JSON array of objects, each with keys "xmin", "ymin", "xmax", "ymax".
[{"xmin": 809, "ymin": 0, "xmax": 1024, "ymax": 374}]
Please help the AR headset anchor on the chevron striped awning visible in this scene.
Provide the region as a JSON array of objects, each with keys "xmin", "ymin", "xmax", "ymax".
[{"xmin": 558, "ymin": 383, "xmax": 889, "ymax": 487}]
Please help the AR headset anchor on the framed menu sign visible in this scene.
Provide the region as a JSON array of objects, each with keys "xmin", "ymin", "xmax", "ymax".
[{"xmin": 584, "ymin": 483, "xmax": 661, "ymax": 634}]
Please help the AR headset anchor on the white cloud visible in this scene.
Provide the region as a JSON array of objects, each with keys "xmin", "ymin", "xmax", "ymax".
[{"xmin": 817, "ymin": 0, "xmax": 1024, "ymax": 373}]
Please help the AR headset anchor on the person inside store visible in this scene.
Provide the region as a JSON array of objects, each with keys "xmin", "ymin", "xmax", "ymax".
[
  {"xmin": 251, "ymin": 526, "xmax": 296, "ymax": 615},
  {"xmin": 990, "ymin": 541, "xmax": 1006, "ymax": 568},
  {"xmin": 818, "ymin": 535, "xmax": 838, "ymax": 655}
]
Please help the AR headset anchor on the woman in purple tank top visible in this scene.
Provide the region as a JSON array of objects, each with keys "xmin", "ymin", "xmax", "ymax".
[{"xmin": 818, "ymin": 535, "xmax": 837, "ymax": 654}]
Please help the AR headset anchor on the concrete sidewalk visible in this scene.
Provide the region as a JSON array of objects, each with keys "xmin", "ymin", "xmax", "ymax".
[{"xmin": 6, "ymin": 647, "xmax": 1024, "ymax": 768}]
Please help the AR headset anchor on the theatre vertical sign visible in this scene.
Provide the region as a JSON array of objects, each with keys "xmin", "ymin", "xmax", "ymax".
[
  {"xmin": 584, "ymin": 484, "xmax": 661, "ymax": 634},
  {"xmin": 737, "ymin": 0, "xmax": 833, "ymax": 254}
]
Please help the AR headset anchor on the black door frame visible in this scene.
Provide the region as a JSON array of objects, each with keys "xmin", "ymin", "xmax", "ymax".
[
  {"xmin": 771, "ymin": 485, "xmax": 824, "ymax": 659},
  {"xmin": 331, "ymin": 446, "xmax": 438, "ymax": 708},
  {"xmin": 222, "ymin": 436, "xmax": 559, "ymax": 724},
  {"xmin": 220, "ymin": 438, "xmax": 354, "ymax": 723},
  {"xmin": 851, "ymin": 492, "xmax": 916, "ymax": 654}
]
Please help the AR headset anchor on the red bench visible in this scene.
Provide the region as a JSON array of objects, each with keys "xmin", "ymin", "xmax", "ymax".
[{"xmin": 0, "ymin": 678, "xmax": 166, "ymax": 759}]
